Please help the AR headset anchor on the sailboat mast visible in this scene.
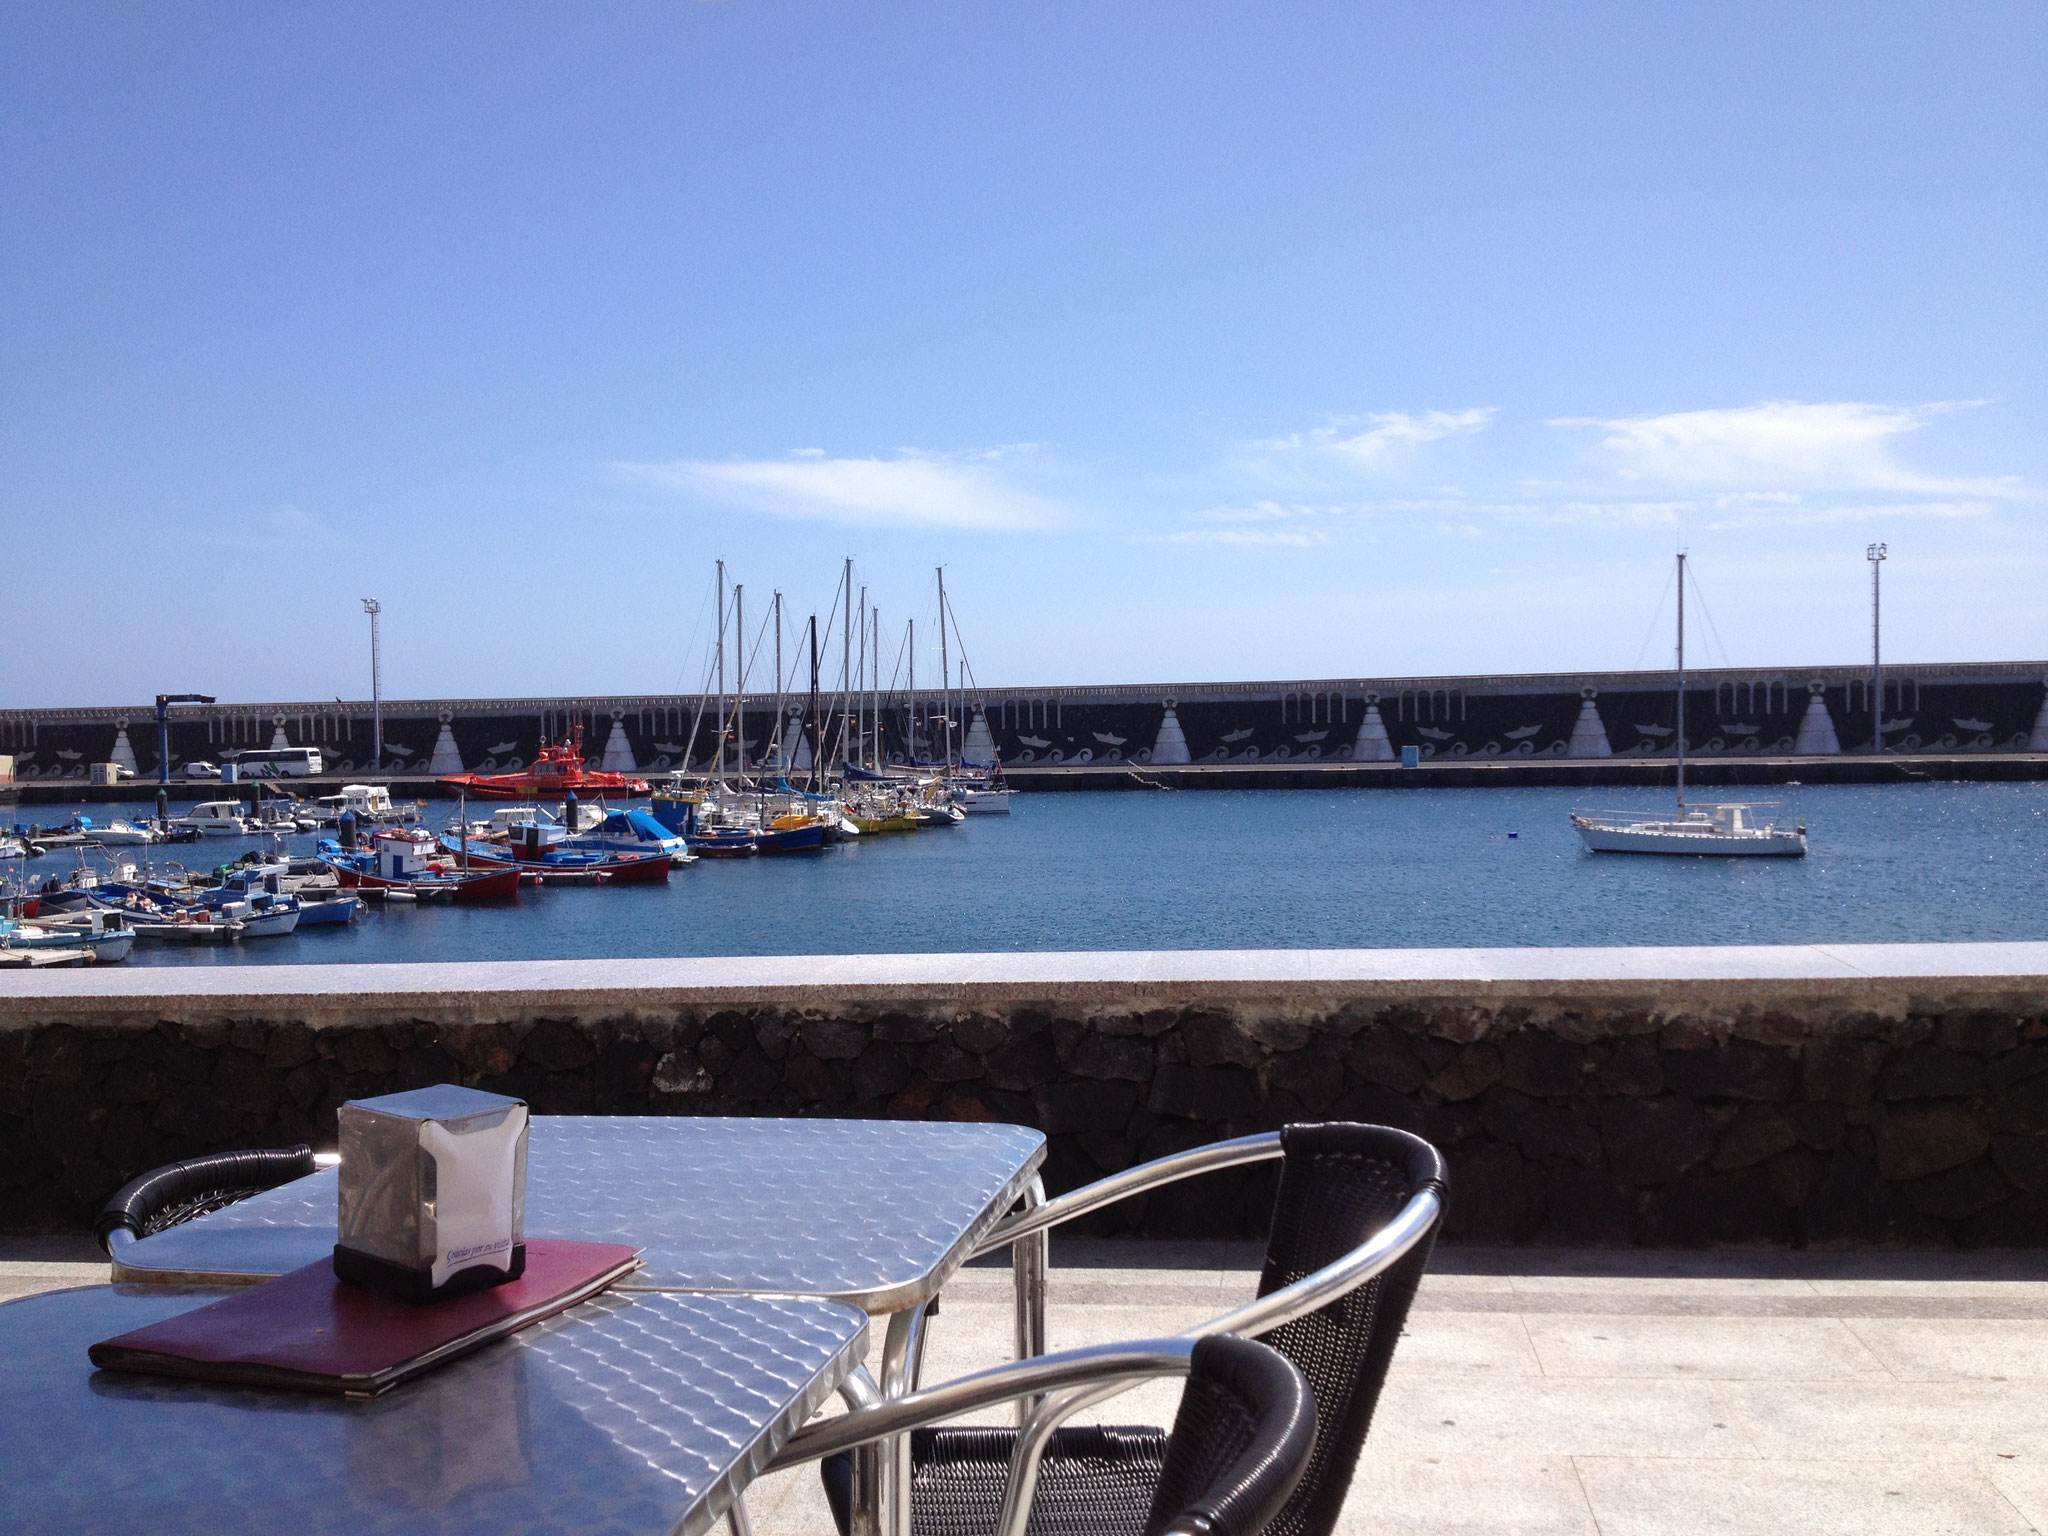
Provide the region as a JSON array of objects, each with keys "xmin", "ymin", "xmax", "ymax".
[
  {"xmin": 807, "ymin": 615, "xmax": 821, "ymax": 792},
  {"xmin": 856, "ymin": 585, "xmax": 868, "ymax": 771},
  {"xmin": 937, "ymin": 567, "xmax": 952, "ymax": 772},
  {"xmin": 733, "ymin": 584, "xmax": 746, "ymax": 776},
  {"xmin": 715, "ymin": 560, "xmax": 727, "ymax": 783},
  {"xmin": 841, "ymin": 557, "xmax": 853, "ymax": 769},
  {"xmin": 772, "ymin": 590, "xmax": 784, "ymax": 772},
  {"xmin": 908, "ymin": 619, "xmax": 917, "ymax": 761},
  {"xmin": 870, "ymin": 606, "xmax": 880, "ymax": 769},
  {"xmin": 1675, "ymin": 551, "xmax": 1687, "ymax": 808}
]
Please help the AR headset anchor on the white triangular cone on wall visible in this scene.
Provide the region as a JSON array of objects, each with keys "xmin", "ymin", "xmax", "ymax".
[
  {"xmin": 600, "ymin": 717, "xmax": 637, "ymax": 772},
  {"xmin": 1567, "ymin": 694, "xmax": 1612, "ymax": 758},
  {"xmin": 109, "ymin": 728, "xmax": 138, "ymax": 774},
  {"xmin": 961, "ymin": 709, "xmax": 996, "ymax": 767},
  {"xmin": 428, "ymin": 722, "xmax": 464, "ymax": 774},
  {"xmin": 270, "ymin": 721, "xmax": 290, "ymax": 749},
  {"xmin": 780, "ymin": 714, "xmax": 811, "ymax": 770},
  {"xmin": 1794, "ymin": 687, "xmax": 1842, "ymax": 755},
  {"xmin": 2031, "ymin": 683, "xmax": 2048, "ymax": 752},
  {"xmin": 1149, "ymin": 704, "xmax": 1191, "ymax": 764},
  {"xmin": 1353, "ymin": 701, "xmax": 1394, "ymax": 761}
]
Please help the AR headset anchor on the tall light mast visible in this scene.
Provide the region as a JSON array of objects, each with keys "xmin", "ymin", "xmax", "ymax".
[
  {"xmin": 360, "ymin": 598, "xmax": 383, "ymax": 774},
  {"xmin": 1868, "ymin": 543, "xmax": 1888, "ymax": 755}
]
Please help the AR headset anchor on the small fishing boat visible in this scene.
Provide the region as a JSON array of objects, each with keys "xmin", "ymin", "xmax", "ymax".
[
  {"xmin": 436, "ymin": 834, "xmax": 673, "ymax": 884},
  {"xmin": 293, "ymin": 893, "xmax": 360, "ymax": 926},
  {"xmin": 128, "ymin": 910, "xmax": 243, "ymax": 943},
  {"xmin": 440, "ymin": 725, "xmax": 651, "ymax": 800},
  {"xmin": 557, "ymin": 807, "xmax": 691, "ymax": 861},
  {"xmin": 320, "ymin": 828, "xmax": 524, "ymax": 901},
  {"xmin": 1, "ymin": 909, "xmax": 134, "ymax": 962}
]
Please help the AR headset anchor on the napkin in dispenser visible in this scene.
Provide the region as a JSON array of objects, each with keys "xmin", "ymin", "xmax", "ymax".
[{"xmin": 334, "ymin": 1084, "xmax": 529, "ymax": 1303}]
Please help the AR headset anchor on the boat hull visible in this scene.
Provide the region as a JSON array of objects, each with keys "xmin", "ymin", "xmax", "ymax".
[
  {"xmin": 1575, "ymin": 823, "xmax": 1807, "ymax": 857},
  {"xmin": 325, "ymin": 860, "xmax": 524, "ymax": 901}
]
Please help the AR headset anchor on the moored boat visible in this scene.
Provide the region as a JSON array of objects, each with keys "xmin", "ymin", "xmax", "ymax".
[
  {"xmin": 320, "ymin": 827, "xmax": 524, "ymax": 901},
  {"xmin": 440, "ymin": 725, "xmax": 651, "ymax": 800}
]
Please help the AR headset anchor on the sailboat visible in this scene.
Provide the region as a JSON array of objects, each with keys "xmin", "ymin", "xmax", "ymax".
[{"xmin": 1571, "ymin": 553, "xmax": 1807, "ymax": 857}]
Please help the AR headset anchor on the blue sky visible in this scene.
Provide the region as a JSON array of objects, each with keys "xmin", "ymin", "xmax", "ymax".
[{"xmin": 3, "ymin": 2, "xmax": 2042, "ymax": 706}]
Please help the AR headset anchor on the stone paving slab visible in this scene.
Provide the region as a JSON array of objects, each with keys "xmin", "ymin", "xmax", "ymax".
[{"xmin": 6, "ymin": 1242, "xmax": 2044, "ymax": 1534}]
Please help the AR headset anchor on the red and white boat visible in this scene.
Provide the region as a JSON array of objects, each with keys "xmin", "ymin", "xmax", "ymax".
[
  {"xmin": 439, "ymin": 725, "xmax": 650, "ymax": 800},
  {"xmin": 320, "ymin": 827, "xmax": 523, "ymax": 901}
]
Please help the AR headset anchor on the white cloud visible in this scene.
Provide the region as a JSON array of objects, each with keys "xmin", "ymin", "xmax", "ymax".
[
  {"xmin": 1553, "ymin": 400, "xmax": 2026, "ymax": 501},
  {"xmin": 614, "ymin": 450, "xmax": 1067, "ymax": 531},
  {"xmin": 1140, "ymin": 526, "xmax": 1331, "ymax": 548},
  {"xmin": 1258, "ymin": 408, "xmax": 1495, "ymax": 468}
]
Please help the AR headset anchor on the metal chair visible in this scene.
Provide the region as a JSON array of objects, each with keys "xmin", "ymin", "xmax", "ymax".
[
  {"xmin": 789, "ymin": 1333, "xmax": 1316, "ymax": 1536},
  {"xmin": 93, "ymin": 1145, "xmax": 317, "ymax": 1255},
  {"xmin": 822, "ymin": 1121, "xmax": 1444, "ymax": 1536}
]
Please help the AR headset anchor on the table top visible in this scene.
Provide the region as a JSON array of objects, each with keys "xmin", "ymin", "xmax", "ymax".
[
  {"xmin": 2, "ymin": 1282, "xmax": 867, "ymax": 1536},
  {"xmin": 113, "ymin": 1116, "xmax": 1046, "ymax": 1313}
]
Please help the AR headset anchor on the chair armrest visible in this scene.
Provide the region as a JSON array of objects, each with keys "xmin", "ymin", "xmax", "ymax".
[
  {"xmin": 1192, "ymin": 1186, "xmax": 1442, "ymax": 1343},
  {"xmin": 769, "ymin": 1337, "xmax": 1198, "ymax": 1469},
  {"xmin": 971, "ymin": 1133, "xmax": 1281, "ymax": 1258}
]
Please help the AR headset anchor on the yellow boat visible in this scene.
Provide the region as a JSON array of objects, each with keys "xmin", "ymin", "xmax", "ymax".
[{"xmin": 850, "ymin": 812, "xmax": 920, "ymax": 834}]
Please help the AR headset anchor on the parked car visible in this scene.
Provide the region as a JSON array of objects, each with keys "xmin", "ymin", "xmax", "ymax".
[{"xmin": 182, "ymin": 761, "xmax": 221, "ymax": 780}]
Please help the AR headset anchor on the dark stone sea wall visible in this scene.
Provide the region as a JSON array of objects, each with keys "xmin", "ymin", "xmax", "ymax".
[{"xmin": 4, "ymin": 963, "xmax": 2047, "ymax": 1246}]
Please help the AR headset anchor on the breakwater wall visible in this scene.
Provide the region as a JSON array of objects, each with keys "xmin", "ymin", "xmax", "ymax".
[
  {"xmin": 5, "ymin": 659, "xmax": 2046, "ymax": 786},
  {"xmin": 4, "ymin": 946, "xmax": 2046, "ymax": 1247}
]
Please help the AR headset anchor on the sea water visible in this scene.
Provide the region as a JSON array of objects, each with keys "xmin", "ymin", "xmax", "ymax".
[{"xmin": 17, "ymin": 782, "xmax": 2045, "ymax": 966}]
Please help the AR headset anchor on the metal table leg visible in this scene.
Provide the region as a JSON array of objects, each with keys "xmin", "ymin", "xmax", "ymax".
[
  {"xmin": 837, "ymin": 1366, "xmax": 884, "ymax": 1536},
  {"xmin": 1012, "ymin": 1175, "xmax": 1048, "ymax": 1422},
  {"xmin": 880, "ymin": 1303, "xmax": 934, "ymax": 1536}
]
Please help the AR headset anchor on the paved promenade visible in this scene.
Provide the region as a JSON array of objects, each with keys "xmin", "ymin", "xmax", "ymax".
[{"xmin": 8, "ymin": 1238, "xmax": 2044, "ymax": 1534}]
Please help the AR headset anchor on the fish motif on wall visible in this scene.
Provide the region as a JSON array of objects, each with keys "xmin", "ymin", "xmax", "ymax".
[
  {"xmin": 1415, "ymin": 726, "xmax": 1452, "ymax": 741},
  {"xmin": 54, "ymin": 750, "xmax": 82, "ymax": 760},
  {"xmin": 1018, "ymin": 735, "xmax": 1052, "ymax": 749},
  {"xmin": 654, "ymin": 742, "xmax": 685, "ymax": 754},
  {"xmin": 1293, "ymin": 730, "xmax": 1327, "ymax": 743},
  {"xmin": 1954, "ymin": 717, "xmax": 1994, "ymax": 732},
  {"xmin": 1092, "ymin": 732, "xmax": 1127, "ymax": 746},
  {"xmin": 487, "ymin": 741, "xmax": 519, "ymax": 754},
  {"xmin": 1503, "ymin": 725, "xmax": 1542, "ymax": 740},
  {"xmin": 1634, "ymin": 724, "xmax": 1675, "ymax": 737},
  {"xmin": 1220, "ymin": 728, "xmax": 1255, "ymax": 743}
]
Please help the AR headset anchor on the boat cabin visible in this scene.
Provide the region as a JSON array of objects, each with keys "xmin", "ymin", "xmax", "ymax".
[{"xmin": 373, "ymin": 828, "xmax": 441, "ymax": 881}]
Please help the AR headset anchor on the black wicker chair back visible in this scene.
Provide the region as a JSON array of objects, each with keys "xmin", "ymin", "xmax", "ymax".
[
  {"xmin": 1250, "ymin": 1123, "xmax": 1444, "ymax": 1536},
  {"xmin": 93, "ymin": 1145, "xmax": 317, "ymax": 1255},
  {"xmin": 1141, "ymin": 1334, "xmax": 1316, "ymax": 1536}
]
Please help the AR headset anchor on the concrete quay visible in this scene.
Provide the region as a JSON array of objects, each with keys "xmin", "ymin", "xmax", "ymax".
[
  {"xmin": 10, "ymin": 750, "xmax": 2048, "ymax": 804},
  {"xmin": 8, "ymin": 1237, "xmax": 2045, "ymax": 1535}
]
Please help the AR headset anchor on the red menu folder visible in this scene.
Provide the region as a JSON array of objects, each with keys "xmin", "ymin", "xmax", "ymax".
[{"xmin": 90, "ymin": 1238, "xmax": 641, "ymax": 1398}]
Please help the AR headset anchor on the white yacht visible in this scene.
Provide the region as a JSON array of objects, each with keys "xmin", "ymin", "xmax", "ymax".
[
  {"xmin": 1572, "ymin": 552, "xmax": 1808, "ymax": 859},
  {"xmin": 175, "ymin": 801, "xmax": 254, "ymax": 837},
  {"xmin": 1573, "ymin": 801, "xmax": 1806, "ymax": 857}
]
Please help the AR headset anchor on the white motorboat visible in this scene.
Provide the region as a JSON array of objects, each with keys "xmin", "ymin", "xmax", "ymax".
[
  {"xmin": 80, "ymin": 818, "xmax": 162, "ymax": 846},
  {"xmin": 1572, "ymin": 552, "xmax": 1808, "ymax": 859},
  {"xmin": 1, "ymin": 910, "xmax": 135, "ymax": 962},
  {"xmin": 955, "ymin": 786, "xmax": 1015, "ymax": 815},
  {"xmin": 176, "ymin": 801, "xmax": 254, "ymax": 837}
]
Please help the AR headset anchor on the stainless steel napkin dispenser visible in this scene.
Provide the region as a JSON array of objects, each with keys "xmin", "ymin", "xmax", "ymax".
[{"xmin": 333, "ymin": 1084, "xmax": 529, "ymax": 1303}]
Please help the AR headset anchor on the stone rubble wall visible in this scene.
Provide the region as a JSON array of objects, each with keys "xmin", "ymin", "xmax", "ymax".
[{"xmin": 4, "ymin": 980, "xmax": 2046, "ymax": 1245}]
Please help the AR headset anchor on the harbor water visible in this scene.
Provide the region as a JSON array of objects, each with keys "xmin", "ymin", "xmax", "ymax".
[{"xmin": 12, "ymin": 783, "xmax": 2045, "ymax": 966}]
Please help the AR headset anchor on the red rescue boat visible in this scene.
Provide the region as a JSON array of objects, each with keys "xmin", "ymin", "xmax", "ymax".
[{"xmin": 439, "ymin": 724, "xmax": 651, "ymax": 800}]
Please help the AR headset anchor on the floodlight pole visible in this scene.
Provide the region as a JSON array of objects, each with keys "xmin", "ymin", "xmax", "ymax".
[
  {"xmin": 361, "ymin": 599, "xmax": 383, "ymax": 774},
  {"xmin": 1866, "ymin": 544, "xmax": 1887, "ymax": 754}
]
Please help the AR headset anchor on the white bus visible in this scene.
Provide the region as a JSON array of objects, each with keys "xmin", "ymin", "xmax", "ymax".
[{"xmin": 224, "ymin": 747, "xmax": 324, "ymax": 778}]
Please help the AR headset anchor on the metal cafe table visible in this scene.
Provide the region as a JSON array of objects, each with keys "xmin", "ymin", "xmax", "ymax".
[
  {"xmin": 0, "ymin": 1282, "xmax": 868, "ymax": 1536},
  {"xmin": 107, "ymin": 1117, "xmax": 1052, "ymax": 1536}
]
